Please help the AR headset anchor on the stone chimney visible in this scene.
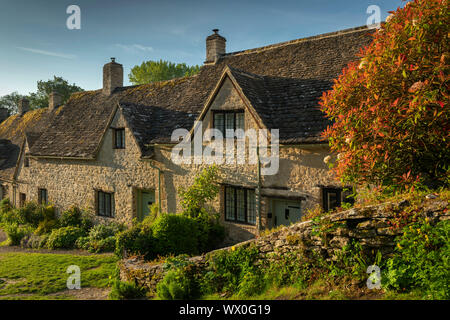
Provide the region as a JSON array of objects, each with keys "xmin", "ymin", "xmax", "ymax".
[
  {"xmin": 103, "ymin": 57, "xmax": 123, "ymax": 95},
  {"xmin": 0, "ymin": 107, "xmax": 9, "ymax": 123},
  {"xmin": 18, "ymin": 98, "xmax": 30, "ymax": 115},
  {"xmin": 49, "ymin": 91, "xmax": 62, "ymax": 111},
  {"xmin": 205, "ymin": 29, "xmax": 226, "ymax": 64}
]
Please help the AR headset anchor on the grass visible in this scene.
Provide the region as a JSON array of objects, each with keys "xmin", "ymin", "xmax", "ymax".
[
  {"xmin": 0, "ymin": 252, "xmax": 118, "ymax": 300},
  {"xmin": 201, "ymin": 278, "xmax": 386, "ymax": 300}
]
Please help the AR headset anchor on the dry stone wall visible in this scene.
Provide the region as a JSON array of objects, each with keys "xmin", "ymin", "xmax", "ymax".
[{"xmin": 118, "ymin": 198, "xmax": 449, "ymax": 293}]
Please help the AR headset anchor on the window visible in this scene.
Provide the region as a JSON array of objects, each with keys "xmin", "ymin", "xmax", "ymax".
[
  {"xmin": 322, "ymin": 187, "xmax": 355, "ymax": 212},
  {"xmin": 38, "ymin": 188, "xmax": 48, "ymax": 205},
  {"xmin": 213, "ymin": 111, "xmax": 244, "ymax": 137},
  {"xmin": 24, "ymin": 157, "xmax": 29, "ymax": 167},
  {"xmin": 113, "ymin": 128, "xmax": 125, "ymax": 149},
  {"xmin": 19, "ymin": 193, "xmax": 26, "ymax": 207},
  {"xmin": 224, "ymin": 186, "xmax": 256, "ymax": 225},
  {"xmin": 1, "ymin": 185, "xmax": 6, "ymax": 199},
  {"xmin": 97, "ymin": 190, "xmax": 114, "ymax": 217}
]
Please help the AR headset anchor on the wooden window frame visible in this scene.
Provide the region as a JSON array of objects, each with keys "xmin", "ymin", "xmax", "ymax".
[
  {"xmin": 321, "ymin": 187, "xmax": 355, "ymax": 212},
  {"xmin": 96, "ymin": 190, "xmax": 114, "ymax": 218},
  {"xmin": 38, "ymin": 188, "xmax": 48, "ymax": 205},
  {"xmin": 113, "ymin": 128, "xmax": 125, "ymax": 149},
  {"xmin": 212, "ymin": 110, "xmax": 245, "ymax": 138},
  {"xmin": 224, "ymin": 185, "xmax": 256, "ymax": 225}
]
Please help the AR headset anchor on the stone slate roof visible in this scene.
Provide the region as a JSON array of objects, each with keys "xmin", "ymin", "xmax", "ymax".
[
  {"xmin": 0, "ymin": 109, "xmax": 55, "ymax": 180},
  {"xmin": 225, "ymin": 67, "xmax": 333, "ymax": 143},
  {"xmin": 3, "ymin": 26, "xmax": 373, "ymax": 163}
]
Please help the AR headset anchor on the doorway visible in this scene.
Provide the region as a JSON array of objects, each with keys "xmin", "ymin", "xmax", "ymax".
[
  {"xmin": 271, "ymin": 199, "xmax": 302, "ymax": 227},
  {"xmin": 136, "ymin": 189, "xmax": 155, "ymax": 221}
]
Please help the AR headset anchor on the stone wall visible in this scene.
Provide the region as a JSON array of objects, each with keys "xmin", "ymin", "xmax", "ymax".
[{"xmin": 118, "ymin": 198, "xmax": 449, "ymax": 294}]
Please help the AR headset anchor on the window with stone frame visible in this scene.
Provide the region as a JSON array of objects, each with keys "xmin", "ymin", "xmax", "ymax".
[
  {"xmin": 224, "ymin": 186, "xmax": 256, "ymax": 225},
  {"xmin": 213, "ymin": 110, "xmax": 244, "ymax": 138},
  {"xmin": 113, "ymin": 128, "xmax": 125, "ymax": 149},
  {"xmin": 38, "ymin": 188, "xmax": 48, "ymax": 205},
  {"xmin": 96, "ymin": 190, "xmax": 114, "ymax": 217},
  {"xmin": 19, "ymin": 193, "xmax": 26, "ymax": 207}
]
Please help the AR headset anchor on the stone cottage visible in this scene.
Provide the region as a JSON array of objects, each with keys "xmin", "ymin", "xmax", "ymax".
[{"xmin": 0, "ymin": 26, "xmax": 373, "ymax": 242}]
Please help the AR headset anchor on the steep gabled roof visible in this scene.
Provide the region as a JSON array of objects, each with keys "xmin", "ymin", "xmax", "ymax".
[
  {"xmin": 221, "ymin": 66, "xmax": 333, "ymax": 143},
  {"xmin": 22, "ymin": 25, "xmax": 373, "ymax": 159},
  {"xmin": 29, "ymin": 91, "xmax": 118, "ymax": 158},
  {"xmin": 0, "ymin": 109, "xmax": 55, "ymax": 180}
]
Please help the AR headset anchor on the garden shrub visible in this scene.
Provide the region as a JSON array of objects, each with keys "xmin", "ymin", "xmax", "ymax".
[
  {"xmin": 115, "ymin": 223, "xmax": 157, "ymax": 259},
  {"xmin": 384, "ymin": 219, "xmax": 449, "ymax": 299},
  {"xmin": 0, "ymin": 208, "xmax": 20, "ymax": 225},
  {"xmin": 15, "ymin": 202, "xmax": 42, "ymax": 226},
  {"xmin": 20, "ymin": 233, "xmax": 49, "ymax": 249},
  {"xmin": 263, "ymin": 251, "xmax": 312, "ymax": 289},
  {"xmin": 59, "ymin": 206, "xmax": 94, "ymax": 232},
  {"xmin": 194, "ymin": 210, "xmax": 225, "ymax": 253},
  {"xmin": 46, "ymin": 226, "xmax": 86, "ymax": 249},
  {"xmin": 202, "ymin": 245, "xmax": 262, "ymax": 296},
  {"xmin": 3, "ymin": 223, "xmax": 34, "ymax": 246},
  {"xmin": 34, "ymin": 205, "xmax": 58, "ymax": 235},
  {"xmin": 319, "ymin": 0, "xmax": 449, "ymax": 191},
  {"xmin": 151, "ymin": 213, "xmax": 199, "ymax": 257},
  {"xmin": 88, "ymin": 222, "xmax": 125, "ymax": 241},
  {"xmin": 0, "ymin": 198, "xmax": 12, "ymax": 215},
  {"xmin": 156, "ymin": 255, "xmax": 201, "ymax": 300},
  {"xmin": 108, "ymin": 279, "xmax": 147, "ymax": 300}
]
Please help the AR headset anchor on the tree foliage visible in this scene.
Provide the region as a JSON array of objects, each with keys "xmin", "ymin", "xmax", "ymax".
[
  {"xmin": 28, "ymin": 76, "xmax": 84, "ymax": 109},
  {"xmin": 319, "ymin": 0, "xmax": 449, "ymax": 191},
  {"xmin": 0, "ymin": 92, "xmax": 26, "ymax": 115},
  {"xmin": 128, "ymin": 59, "xmax": 200, "ymax": 85},
  {"xmin": 179, "ymin": 166, "xmax": 219, "ymax": 218}
]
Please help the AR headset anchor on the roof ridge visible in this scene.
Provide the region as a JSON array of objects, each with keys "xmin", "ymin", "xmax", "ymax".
[{"xmin": 223, "ymin": 25, "xmax": 370, "ymax": 58}]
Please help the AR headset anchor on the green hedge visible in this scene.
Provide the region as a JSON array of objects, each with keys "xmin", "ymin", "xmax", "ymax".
[
  {"xmin": 116, "ymin": 213, "xmax": 225, "ymax": 260},
  {"xmin": 47, "ymin": 226, "xmax": 86, "ymax": 249}
]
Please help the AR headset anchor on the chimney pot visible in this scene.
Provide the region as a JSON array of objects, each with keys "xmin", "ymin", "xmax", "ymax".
[
  {"xmin": 103, "ymin": 58, "xmax": 123, "ymax": 95},
  {"xmin": 49, "ymin": 91, "xmax": 62, "ymax": 111},
  {"xmin": 18, "ymin": 98, "xmax": 30, "ymax": 115},
  {"xmin": 205, "ymin": 29, "xmax": 226, "ymax": 64}
]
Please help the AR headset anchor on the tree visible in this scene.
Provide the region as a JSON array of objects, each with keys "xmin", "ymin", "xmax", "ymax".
[
  {"xmin": 128, "ymin": 59, "xmax": 200, "ymax": 85},
  {"xmin": 0, "ymin": 92, "xmax": 26, "ymax": 114},
  {"xmin": 319, "ymin": 0, "xmax": 449, "ymax": 191},
  {"xmin": 28, "ymin": 76, "xmax": 83, "ymax": 109},
  {"xmin": 179, "ymin": 166, "xmax": 219, "ymax": 218}
]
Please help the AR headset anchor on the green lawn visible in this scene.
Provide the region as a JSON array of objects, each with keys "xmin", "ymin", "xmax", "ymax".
[{"xmin": 0, "ymin": 252, "xmax": 118, "ymax": 300}]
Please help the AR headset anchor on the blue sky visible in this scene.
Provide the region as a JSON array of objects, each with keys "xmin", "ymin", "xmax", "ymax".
[{"xmin": 0, "ymin": 0, "xmax": 405, "ymax": 96}]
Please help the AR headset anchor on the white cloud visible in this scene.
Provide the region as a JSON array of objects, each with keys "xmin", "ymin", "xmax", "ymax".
[
  {"xmin": 115, "ymin": 44, "xmax": 154, "ymax": 53},
  {"xmin": 16, "ymin": 47, "xmax": 77, "ymax": 59}
]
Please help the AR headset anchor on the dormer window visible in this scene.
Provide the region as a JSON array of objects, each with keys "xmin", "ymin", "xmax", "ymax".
[
  {"xmin": 113, "ymin": 128, "xmax": 125, "ymax": 149},
  {"xmin": 213, "ymin": 110, "xmax": 244, "ymax": 138}
]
